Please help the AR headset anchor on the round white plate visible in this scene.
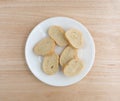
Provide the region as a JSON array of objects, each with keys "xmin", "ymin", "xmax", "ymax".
[{"xmin": 25, "ymin": 17, "xmax": 95, "ymax": 86}]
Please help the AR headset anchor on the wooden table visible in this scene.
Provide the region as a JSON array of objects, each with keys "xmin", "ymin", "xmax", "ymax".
[{"xmin": 0, "ymin": 0, "xmax": 120, "ymax": 101}]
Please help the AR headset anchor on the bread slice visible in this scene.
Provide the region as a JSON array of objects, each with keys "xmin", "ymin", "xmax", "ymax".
[
  {"xmin": 42, "ymin": 53, "xmax": 59, "ymax": 75},
  {"xmin": 63, "ymin": 58, "xmax": 83, "ymax": 77},
  {"xmin": 60, "ymin": 46, "xmax": 77, "ymax": 67},
  {"xmin": 65, "ymin": 29, "xmax": 83, "ymax": 48},
  {"xmin": 33, "ymin": 37, "xmax": 55, "ymax": 56},
  {"xmin": 48, "ymin": 25, "xmax": 68, "ymax": 46}
]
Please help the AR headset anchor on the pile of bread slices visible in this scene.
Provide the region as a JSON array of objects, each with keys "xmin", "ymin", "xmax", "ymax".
[{"xmin": 33, "ymin": 25, "xmax": 84, "ymax": 77}]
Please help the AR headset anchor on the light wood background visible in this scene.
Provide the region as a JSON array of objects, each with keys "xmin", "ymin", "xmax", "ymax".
[{"xmin": 0, "ymin": 0, "xmax": 120, "ymax": 101}]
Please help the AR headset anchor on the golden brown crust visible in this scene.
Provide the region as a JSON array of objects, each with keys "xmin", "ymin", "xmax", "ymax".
[
  {"xmin": 63, "ymin": 58, "xmax": 83, "ymax": 77},
  {"xmin": 42, "ymin": 53, "xmax": 59, "ymax": 75},
  {"xmin": 48, "ymin": 25, "xmax": 68, "ymax": 46},
  {"xmin": 60, "ymin": 46, "xmax": 78, "ymax": 67},
  {"xmin": 65, "ymin": 29, "xmax": 83, "ymax": 48},
  {"xmin": 33, "ymin": 37, "xmax": 55, "ymax": 56}
]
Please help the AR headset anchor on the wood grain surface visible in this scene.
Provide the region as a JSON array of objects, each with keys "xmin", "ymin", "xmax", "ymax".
[{"xmin": 0, "ymin": 0, "xmax": 120, "ymax": 101}]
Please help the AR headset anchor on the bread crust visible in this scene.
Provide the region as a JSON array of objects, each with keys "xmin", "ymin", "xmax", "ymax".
[
  {"xmin": 33, "ymin": 37, "xmax": 55, "ymax": 56},
  {"xmin": 60, "ymin": 46, "xmax": 78, "ymax": 67},
  {"xmin": 42, "ymin": 53, "xmax": 59, "ymax": 75},
  {"xmin": 65, "ymin": 29, "xmax": 83, "ymax": 48},
  {"xmin": 63, "ymin": 58, "xmax": 83, "ymax": 76},
  {"xmin": 48, "ymin": 25, "xmax": 68, "ymax": 46}
]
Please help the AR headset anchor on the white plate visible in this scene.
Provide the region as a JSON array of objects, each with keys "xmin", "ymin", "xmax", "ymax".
[{"xmin": 25, "ymin": 17, "xmax": 95, "ymax": 86}]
